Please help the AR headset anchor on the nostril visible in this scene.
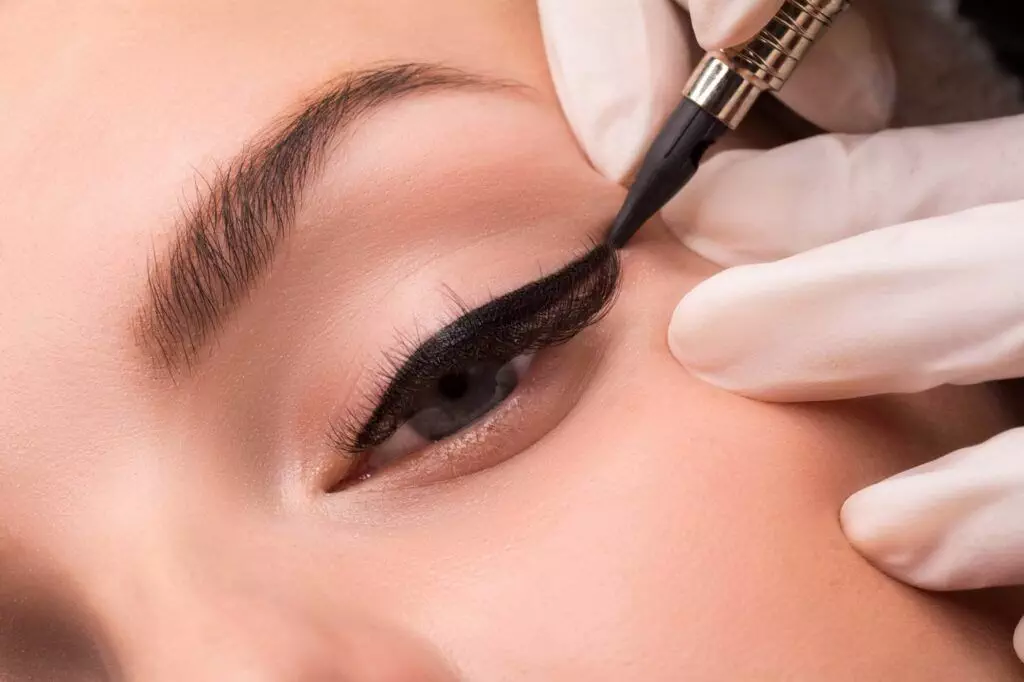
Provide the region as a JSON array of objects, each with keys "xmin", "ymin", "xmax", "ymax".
[{"xmin": 104, "ymin": 591, "xmax": 460, "ymax": 682}]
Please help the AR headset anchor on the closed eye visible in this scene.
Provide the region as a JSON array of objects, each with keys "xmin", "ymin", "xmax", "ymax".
[{"xmin": 329, "ymin": 242, "xmax": 620, "ymax": 487}]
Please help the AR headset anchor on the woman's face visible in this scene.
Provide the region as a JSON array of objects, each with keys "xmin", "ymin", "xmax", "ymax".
[{"xmin": 2, "ymin": 1, "xmax": 1022, "ymax": 679}]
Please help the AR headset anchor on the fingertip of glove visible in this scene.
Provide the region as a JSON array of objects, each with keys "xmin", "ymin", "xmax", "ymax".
[
  {"xmin": 690, "ymin": 0, "xmax": 785, "ymax": 50},
  {"xmin": 538, "ymin": 0, "xmax": 694, "ymax": 184},
  {"xmin": 667, "ymin": 269, "xmax": 767, "ymax": 393},
  {"xmin": 667, "ymin": 279, "xmax": 722, "ymax": 374},
  {"xmin": 840, "ymin": 486, "xmax": 912, "ymax": 579},
  {"xmin": 840, "ymin": 479, "xmax": 981, "ymax": 593},
  {"xmin": 841, "ymin": 482, "xmax": 967, "ymax": 597},
  {"xmin": 841, "ymin": 434, "xmax": 1024, "ymax": 592}
]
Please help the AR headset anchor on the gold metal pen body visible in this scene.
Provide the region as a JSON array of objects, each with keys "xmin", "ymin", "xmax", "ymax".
[
  {"xmin": 606, "ymin": 0, "xmax": 851, "ymax": 247},
  {"xmin": 685, "ymin": 0, "xmax": 851, "ymax": 128}
]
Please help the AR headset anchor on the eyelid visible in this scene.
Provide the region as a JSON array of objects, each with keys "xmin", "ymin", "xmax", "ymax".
[
  {"xmin": 332, "ymin": 339, "xmax": 602, "ymax": 493},
  {"xmin": 329, "ymin": 242, "xmax": 620, "ymax": 457}
]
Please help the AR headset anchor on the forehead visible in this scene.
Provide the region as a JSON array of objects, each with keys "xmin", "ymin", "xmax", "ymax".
[
  {"xmin": 0, "ymin": 0, "xmax": 548, "ymax": 251},
  {"xmin": 0, "ymin": 1, "xmax": 550, "ymax": 354}
]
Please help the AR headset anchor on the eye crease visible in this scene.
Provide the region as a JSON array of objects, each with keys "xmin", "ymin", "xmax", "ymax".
[{"xmin": 329, "ymin": 242, "xmax": 620, "ymax": 481}]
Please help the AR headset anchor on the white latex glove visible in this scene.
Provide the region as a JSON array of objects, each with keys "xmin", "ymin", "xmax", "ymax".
[
  {"xmin": 537, "ymin": 0, "xmax": 896, "ymax": 183},
  {"xmin": 666, "ymin": 113, "xmax": 1024, "ymax": 661}
]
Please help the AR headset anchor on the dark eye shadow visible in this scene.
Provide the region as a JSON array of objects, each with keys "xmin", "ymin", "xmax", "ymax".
[{"xmin": 334, "ymin": 242, "xmax": 621, "ymax": 453}]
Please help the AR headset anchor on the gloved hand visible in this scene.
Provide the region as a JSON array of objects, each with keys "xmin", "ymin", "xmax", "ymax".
[
  {"xmin": 537, "ymin": 0, "xmax": 896, "ymax": 183},
  {"xmin": 541, "ymin": 0, "xmax": 1024, "ymax": 661},
  {"xmin": 666, "ymin": 113, "xmax": 1024, "ymax": 660}
]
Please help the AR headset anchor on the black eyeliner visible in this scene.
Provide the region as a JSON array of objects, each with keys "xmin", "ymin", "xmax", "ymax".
[{"xmin": 334, "ymin": 243, "xmax": 620, "ymax": 453}]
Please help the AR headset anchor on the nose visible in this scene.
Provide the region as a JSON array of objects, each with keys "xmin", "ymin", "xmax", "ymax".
[
  {"xmin": 81, "ymin": 521, "xmax": 459, "ymax": 682},
  {"xmin": 111, "ymin": 591, "xmax": 459, "ymax": 682}
]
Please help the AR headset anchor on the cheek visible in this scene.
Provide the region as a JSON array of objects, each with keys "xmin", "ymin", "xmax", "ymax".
[
  {"xmin": 390, "ymin": 348, "xmax": 879, "ymax": 677},
  {"xmin": 394, "ymin": 231, "xmax": 1015, "ymax": 678}
]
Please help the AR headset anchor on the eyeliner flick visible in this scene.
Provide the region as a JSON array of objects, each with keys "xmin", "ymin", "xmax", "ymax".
[{"xmin": 332, "ymin": 244, "xmax": 620, "ymax": 454}]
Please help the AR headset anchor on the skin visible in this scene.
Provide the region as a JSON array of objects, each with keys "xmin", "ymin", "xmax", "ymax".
[{"xmin": 1, "ymin": 0, "xmax": 1022, "ymax": 679}]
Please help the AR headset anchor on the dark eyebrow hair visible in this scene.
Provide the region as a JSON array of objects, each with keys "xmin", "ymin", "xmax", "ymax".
[{"xmin": 136, "ymin": 62, "xmax": 512, "ymax": 373}]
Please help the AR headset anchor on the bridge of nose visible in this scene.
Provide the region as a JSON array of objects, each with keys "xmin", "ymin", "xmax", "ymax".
[{"xmin": 61, "ymin": 511, "xmax": 459, "ymax": 682}]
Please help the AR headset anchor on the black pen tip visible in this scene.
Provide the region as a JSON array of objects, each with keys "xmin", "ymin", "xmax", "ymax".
[
  {"xmin": 606, "ymin": 200, "xmax": 645, "ymax": 249},
  {"xmin": 604, "ymin": 98, "xmax": 728, "ymax": 249}
]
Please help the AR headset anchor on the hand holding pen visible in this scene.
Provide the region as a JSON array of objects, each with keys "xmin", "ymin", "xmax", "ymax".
[
  {"xmin": 669, "ymin": 111, "xmax": 1024, "ymax": 664},
  {"xmin": 538, "ymin": 0, "xmax": 895, "ymax": 185},
  {"xmin": 542, "ymin": 0, "xmax": 1024, "ymax": 663}
]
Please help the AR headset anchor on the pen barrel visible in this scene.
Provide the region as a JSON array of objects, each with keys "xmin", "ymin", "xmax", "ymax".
[
  {"xmin": 683, "ymin": 0, "xmax": 851, "ymax": 128},
  {"xmin": 730, "ymin": 0, "xmax": 850, "ymax": 90}
]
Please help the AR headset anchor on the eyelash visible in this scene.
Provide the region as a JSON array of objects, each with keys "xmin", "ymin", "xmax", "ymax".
[{"xmin": 328, "ymin": 243, "xmax": 621, "ymax": 464}]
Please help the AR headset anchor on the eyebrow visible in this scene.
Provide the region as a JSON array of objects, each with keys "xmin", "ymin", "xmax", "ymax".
[{"xmin": 136, "ymin": 62, "xmax": 513, "ymax": 373}]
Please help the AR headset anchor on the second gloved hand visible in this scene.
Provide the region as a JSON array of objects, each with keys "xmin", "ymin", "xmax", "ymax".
[
  {"xmin": 537, "ymin": 0, "xmax": 896, "ymax": 183},
  {"xmin": 667, "ymin": 113, "xmax": 1024, "ymax": 661}
]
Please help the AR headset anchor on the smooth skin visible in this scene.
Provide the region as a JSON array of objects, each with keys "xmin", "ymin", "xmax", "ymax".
[{"xmin": 1, "ymin": 1, "xmax": 1022, "ymax": 679}]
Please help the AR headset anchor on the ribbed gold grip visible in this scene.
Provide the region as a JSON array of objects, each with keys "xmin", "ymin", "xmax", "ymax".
[
  {"xmin": 726, "ymin": 0, "xmax": 850, "ymax": 91},
  {"xmin": 683, "ymin": 0, "xmax": 850, "ymax": 128}
]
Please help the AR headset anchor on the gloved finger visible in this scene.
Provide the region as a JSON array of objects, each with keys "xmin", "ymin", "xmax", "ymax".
[
  {"xmin": 673, "ymin": 0, "xmax": 783, "ymax": 48},
  {"xmin": 537, "ymin": 0, "xmax": 696, "ymax": 183},
  {"xmin": 675, "ymin": 0, "xmax": 896, "ymax": 134},
  {"xmin": 772, "ymin": 5, "xmax": 895, "ymax": 133},
  {"xmin": 669, "ymin": 201, "xmax": 1024, "ymax": 400},
  {"xmin": 841, "ymin": 427, "xmax": 1024, "ymax": 592},
  {"xmin": 664, "ymin": 114, "xmax": 1024, "ymax": 266}
]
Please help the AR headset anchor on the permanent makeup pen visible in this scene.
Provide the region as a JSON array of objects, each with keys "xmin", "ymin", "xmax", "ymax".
[{"xmin": 606, "ymin": 0, "xmax": 851, "ymax": 248}]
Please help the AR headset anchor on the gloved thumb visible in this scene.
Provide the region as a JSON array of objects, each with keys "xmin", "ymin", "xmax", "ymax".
[
  {"xmin": 538, "ymin": 0, "xmax": 696, "ymax": 183},
  {"xmin": 539, "ymin": 0, "xmax": 895, "ymax": 190},
  {"xmin": 675, "ymin": 0, "xmax": 783, "ymax": 49}
]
